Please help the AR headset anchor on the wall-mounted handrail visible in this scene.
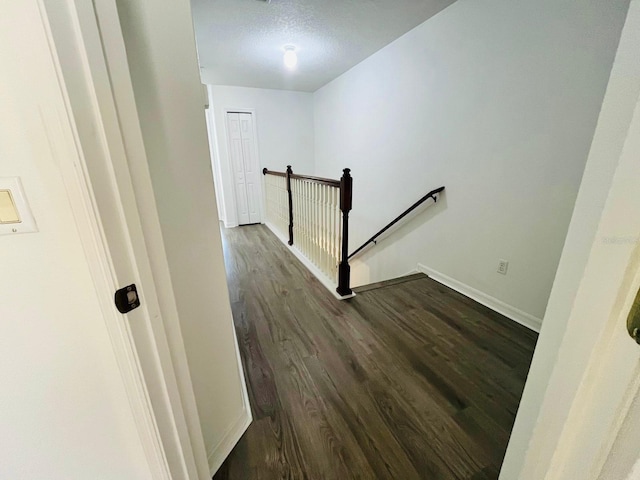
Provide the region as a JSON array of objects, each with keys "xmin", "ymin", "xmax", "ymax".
[{"xmin": 348, "ymin": 186, "xmax": 445, "ymax": 260}]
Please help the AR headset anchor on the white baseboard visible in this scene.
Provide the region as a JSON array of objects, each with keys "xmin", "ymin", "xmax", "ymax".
[
  {"xmin": 264, "ymin": 221, "xmax": 289, "ymax": 246},
  {"xmin": 416, "ymin": 263, "xmax": 542, "ymax": 333},
  {"xmin": 208, "ymin": 407, "xmax": 252, "ymax": 477},
  {"xmin": 264, "ymin": 222, "xmax": 355, "ymax": 301}
]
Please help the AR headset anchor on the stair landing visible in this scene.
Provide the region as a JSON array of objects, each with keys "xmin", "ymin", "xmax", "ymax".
[{"xmin": 216, "ymin": 224, "xmax": 538, "ymax": 480}]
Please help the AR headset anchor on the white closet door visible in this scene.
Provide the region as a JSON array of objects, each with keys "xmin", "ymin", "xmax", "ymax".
[
  {"xmin": 227, "ymin": 112, "xmax": 261, "ymax": 225},
  {"xmin": 227, "ymin": 113, "xmax": 250, "ymax": 225},
  {"xmin": 238, "ymin": 113, "xmax": 261, "ymax": 224}
]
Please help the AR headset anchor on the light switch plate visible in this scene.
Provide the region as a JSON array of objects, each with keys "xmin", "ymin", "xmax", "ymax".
[
  {"xmin": 0, "ymin": 190, "xmax": 20, "ymax": 223},
  {"xmin": 0, "ymin": 177, "xmax": 37, "ymax": 235}
]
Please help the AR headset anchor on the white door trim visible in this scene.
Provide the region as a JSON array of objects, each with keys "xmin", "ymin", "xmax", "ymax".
[
  {"xmin": 223, "ymin": 108, "xmax": 264, "ymax": 226},
  {"xmin": 542, "ymin": 45, "xmax": 640, "ymax": 478},
  {"xmin": 502, "ymin": 2, "xmax": 640, "ymax": 478},
  {"xmin": 36, "ymin": 1, "xmax": 172, "ymax": 477},
  {"xmin": 39, "ymin": 0, "xmax": 208, "ymax": 477}
]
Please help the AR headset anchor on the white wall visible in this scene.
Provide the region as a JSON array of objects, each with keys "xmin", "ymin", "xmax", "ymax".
[
  {"xmin": 0, "ymin": 2, "xmax": 150, "ymax": 477},
  {"xmin": 313, "ymin": 0, "xmax": 630, "ymax": 321},
  {"xmin": 209, "ymin": 85, "xmax": 314, "ymax": 227},
  {"xmin": 115, "ymin": 0, "xmax": 250, "ymax": 472}
]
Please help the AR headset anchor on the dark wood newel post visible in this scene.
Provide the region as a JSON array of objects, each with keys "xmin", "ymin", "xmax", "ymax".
[
  {"xmin": 337, "ymin": 168, "xmax": 353, "ymax": 297},
  {"xmin": 286, "ymin": 165, "xmax": 294, "ymax": 246}
]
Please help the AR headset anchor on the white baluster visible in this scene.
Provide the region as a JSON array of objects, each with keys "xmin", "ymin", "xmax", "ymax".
[
  {"xmin": 312, "ymin": 181, "xmax": 316, "ymax": 264},
  {"xmin": 322, "ymin": 184, "xmax": 328, "ymax": 276},
  {"xmin": 311, "ymin": 181, "xmax": 316, "ymax": 265},
  {"xmin": 277, "ymin": 177, "xmax": 281, "ymax": 233},
  {"xmin": 304, "ymin": 181, "xmax": 308, "ymax": 253},
  {"xmin": 329, "ymin": 185, "xmax": 334, "ymax": 278},
  {"xmin": 308, "ymin": 182, "xmax": 312, "ymax": 258},
  {"xmin": 325, "ymin": 183, "xmax": 330, "ymax": 275},
  {"xmin": 315, "ymin": 183, "xmax": 320, "ymax": 267},
  {"xmin": 335, "ymin": 187, "xmax": 341, "ymax": 282},
  {"xmin": 280, "ymin": 176, "xmax": 285, "ymax": 236},
  {"xmin": 310, "ymin": 182, "xmax": 315, "ymax": 265},
  {"xmin": 320, "ymin": 184, "xmax": 325, "ymax": 274},
  {"xmin": 308, "ymin": 182, "xmax": 311, "ymax": 262},
  {"xmin": 302, "ymin": 180, "xmax": 306, "ymax": 256},
  {"xmin": 298, "ymin": 178, "xmax": 302, "ymax": 248},
  {"xmin": 282, "ymin": 176, "xmax": 287, "ymax": 236}
]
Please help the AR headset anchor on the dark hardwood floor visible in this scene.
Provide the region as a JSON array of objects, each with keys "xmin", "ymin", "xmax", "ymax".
[{"xmin": 214, "ymin": 224, "xmax": 537, "ymax": 480}]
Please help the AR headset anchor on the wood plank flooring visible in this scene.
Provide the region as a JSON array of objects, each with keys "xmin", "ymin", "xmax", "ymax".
[{"xmin": 214, "ymin": 224, "xmax": 537, "ymax": 480}]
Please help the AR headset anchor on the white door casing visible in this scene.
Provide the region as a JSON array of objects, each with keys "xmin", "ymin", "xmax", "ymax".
[
  {"xmin": 226, "ymin": 112, "xmax": 261, "ymax": 225},
  {"xmin": 1, "ymin": 2, "xmax": 157, "ymax": 477},
  {"xmin": 39, "ymin": 0, "xmax": 226, "ymax": 477},
  {"xmin": 88, "ymin": 0, "xmax": 252, "ymax": 476},
  {"xmin": 25, "ymin": 0, "xmax": 176, "ymax": 477},
  {"xmin": 506, "ymin": 2, "xmax": 640, "ymax": 479},
  {"xmin": 544, "ymin": 43, "xmax": 640, "ymax": 478}
]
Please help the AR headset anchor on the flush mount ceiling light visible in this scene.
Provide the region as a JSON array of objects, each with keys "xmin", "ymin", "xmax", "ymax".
[{"xmin": 283, "ymin": 45, "xmax": 297, "ymax": 70}]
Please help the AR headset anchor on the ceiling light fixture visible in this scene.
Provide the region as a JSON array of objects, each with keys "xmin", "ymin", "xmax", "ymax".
[{"xmin": 283, "ymin": 45, "xmax": 297, "ymax": 69}]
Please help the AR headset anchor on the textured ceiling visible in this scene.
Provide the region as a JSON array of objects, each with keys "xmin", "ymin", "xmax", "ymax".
[{"xmin": 192, "ymin": 0, "xmax": 457, "ymax": 92}]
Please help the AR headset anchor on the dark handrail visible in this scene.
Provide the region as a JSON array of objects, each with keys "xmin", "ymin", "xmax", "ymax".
[
  {"xmin": 263, "ymin": 168, "xmax": 340, "ymax": 187},
  {"xmin": 290, "ymin": 173, "xmax": 340, "ymax": 188},
  {"xmin": 348, "ymin": 186, "xmax": 445, "ymax": 260},
  {"xmin": 262, "ymin": 168, "xmax": 286, "ymax": 177}
]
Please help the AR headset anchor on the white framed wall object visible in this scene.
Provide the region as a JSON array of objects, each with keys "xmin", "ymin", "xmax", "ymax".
[{"xmin": 0, "ymin": 177, "xmax": 38, "ymax": 235}]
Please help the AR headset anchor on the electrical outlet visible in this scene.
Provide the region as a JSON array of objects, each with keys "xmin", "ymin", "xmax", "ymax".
[{"xmin": 498, "ymin": 259, "xmax": 509, "ymax": 275}]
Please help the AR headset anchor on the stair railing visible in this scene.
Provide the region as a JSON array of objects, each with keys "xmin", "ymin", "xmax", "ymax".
[
  {"xmin": 263, "ymin": 166, "xmax": 353, "ymax": 297},
  {"xmin": 263, "ymin": 166, "xmax": 443, "ymax": 295}
]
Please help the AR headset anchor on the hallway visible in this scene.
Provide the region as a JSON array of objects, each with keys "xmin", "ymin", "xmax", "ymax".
[{"xmin": 215, "ymin": 224, "xmax": 537, "ymax": 480}]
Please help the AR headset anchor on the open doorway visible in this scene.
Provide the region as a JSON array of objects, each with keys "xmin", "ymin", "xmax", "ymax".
[{"xmin": 191, "ymin": 1, "xmax": 635, "ymax": 479}]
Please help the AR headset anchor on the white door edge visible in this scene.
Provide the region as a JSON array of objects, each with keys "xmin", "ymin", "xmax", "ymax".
[
  {"xmin": 39, "ymin": 0, "xmax": 208, "ymax": 478},
  {"xmin": 36, "ymin": 1, "xmax": 173, "ymax": 477},
  {"xmin": 505, "ymin": 2, "xmax": 640, "ymax": 478}
]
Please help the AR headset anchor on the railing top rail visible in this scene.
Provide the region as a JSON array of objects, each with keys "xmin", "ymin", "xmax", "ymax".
[
  {"xmin": 262, "ymin": 168, "xmax": 340, "ymax": 187},
  {"xmin": 262, "ymin": 168, "xmax": 286, "ymax": 178},
  {"xmin": 348, "ymin": 185, "xmax": 445, "ymax": 260},
  {"xmin": 290, "ymin": 173, "xmax": 340, "ymax": 188}
]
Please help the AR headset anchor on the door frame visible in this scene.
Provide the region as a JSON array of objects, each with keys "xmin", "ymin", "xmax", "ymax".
[
  {"xmin": 501, "ymin": 1, "xmax": 640, "ymax": 478},
  {"xmin": 526, "ymin": 91, "xmax": 640, "ymax": 478},
  {"xmin": 223, "ymin": 108, "xmax": 265, "ymax": 226},
  {"xmin": 538, "ymin": 16, "xmax": 640, "ymax": 474},
  {"xmin": 39, "ymin": 0, "xmax": 209, "ymax": 477}
]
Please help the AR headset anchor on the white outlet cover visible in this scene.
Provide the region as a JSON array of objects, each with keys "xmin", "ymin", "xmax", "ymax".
[
  {"xmin": 0, "ymin": 177, "xmax": 38, "ymax": 235},
  {"xmin": 498, "ymin": 259, "xmax": 509, "ymax": 274}
]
